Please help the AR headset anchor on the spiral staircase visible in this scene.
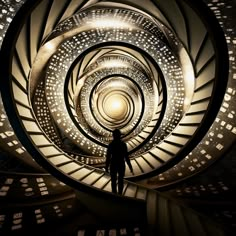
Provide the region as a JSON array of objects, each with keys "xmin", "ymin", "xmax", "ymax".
[{"xmin": 0, "ymin": 0, "xmax": 235, "ymax": 235}]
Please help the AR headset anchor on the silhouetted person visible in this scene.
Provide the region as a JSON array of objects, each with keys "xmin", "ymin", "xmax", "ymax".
[{"xmin": 106, "ymin": 129, "xmax": 133, "ymax": 194}]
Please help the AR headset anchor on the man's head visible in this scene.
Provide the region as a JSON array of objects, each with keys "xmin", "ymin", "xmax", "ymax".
[{"xmin": 112, "ymin": 129, "xmax": 121, "ymax": 140}]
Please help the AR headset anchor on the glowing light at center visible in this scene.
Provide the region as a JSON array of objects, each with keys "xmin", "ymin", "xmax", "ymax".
[{"xmin": 104, "ymin": 94, "xmax": 127, "ymax": 120}]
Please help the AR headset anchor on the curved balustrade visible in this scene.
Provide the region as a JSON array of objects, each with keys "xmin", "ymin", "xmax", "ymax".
[
  {"xmin": 0, "ymin": 0, "xmax": 235, "ymax": 235},
  {"xmin": 0, "ymin": 0, "xmax": 231, "ymax": 183}
]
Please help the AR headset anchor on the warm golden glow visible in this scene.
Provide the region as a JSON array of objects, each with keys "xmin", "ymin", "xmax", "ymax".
[{"xmin": 104, "ymin": 94, "xmax": 127, "ymax": 120}]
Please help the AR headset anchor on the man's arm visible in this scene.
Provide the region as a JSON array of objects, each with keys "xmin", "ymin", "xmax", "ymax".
[
  {"xmin": 124, "ymin": 143, "xmax": 133, "ymax": 173},
  {"xmin": 105, "ymin": 145, "xmax": 111, "ymax": 172}
]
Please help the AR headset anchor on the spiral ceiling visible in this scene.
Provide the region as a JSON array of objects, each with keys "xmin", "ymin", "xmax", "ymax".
[{"xmin": 0, "ymin": 0, "xmax": 236, "ymax": 234}]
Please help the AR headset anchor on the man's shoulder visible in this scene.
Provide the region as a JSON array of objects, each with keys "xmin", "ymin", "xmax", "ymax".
[
  {"xmin": 118, "ymin": 140, "xmax": 126, "ymax": 145},
  {"xmin": 110, "ymin": 140, "xmax": 126, "ymax": 147},
  {"xmin": 121, "ymin": 141, "xmax": 127, "ymax": 146}
]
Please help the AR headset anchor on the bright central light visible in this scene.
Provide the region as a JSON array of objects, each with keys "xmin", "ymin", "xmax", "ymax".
[
  {"xmin": 104, "ymin": 94, "xmax": 127, "ymax": 120},
  {"xmin": 111, "ymin": 100, "xmax": 122, "ymax": 109}
]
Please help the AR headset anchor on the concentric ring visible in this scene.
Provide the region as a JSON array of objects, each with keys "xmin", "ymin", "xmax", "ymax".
[{"xmin": 0, "ymin": 0, "xmax": 230, "ymax": 189}]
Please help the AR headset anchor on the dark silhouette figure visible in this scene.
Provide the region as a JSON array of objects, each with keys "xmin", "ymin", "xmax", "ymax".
[{"xmin": 106, "ymin": 129, "xmax": 133, "ymax": 194}]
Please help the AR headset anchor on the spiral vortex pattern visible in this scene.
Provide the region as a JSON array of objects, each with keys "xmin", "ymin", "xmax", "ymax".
[{"xmin": 0, "ymin": 0, "xmax": 233, "ymax": 189}]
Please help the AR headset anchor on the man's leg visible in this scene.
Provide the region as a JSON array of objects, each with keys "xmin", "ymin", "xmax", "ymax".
[
  {"xmin": 110, "ymin": 166, "xmax": 117, "ymax": 194},
  {"xmin": 118, "ymin": 165, "xmax": 125, "ymax": 195}
]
